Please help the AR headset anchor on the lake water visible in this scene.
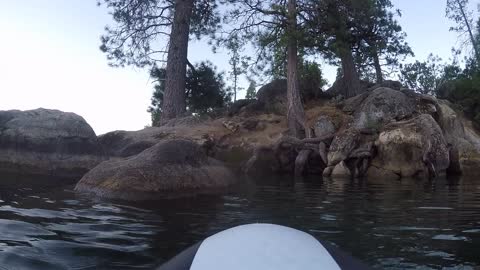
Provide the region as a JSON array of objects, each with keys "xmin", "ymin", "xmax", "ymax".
[{"xmin": 0, "ymin": 174, "xmax": 479, "ymax": 269}]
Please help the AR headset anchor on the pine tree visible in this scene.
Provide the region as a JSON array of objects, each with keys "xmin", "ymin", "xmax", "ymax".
[
  {"xmin": 148, "ymin": 61, "xmax": 231, "ymax": 125},
  {"xmin": 354, "ymin": 0, "xmax": 413, "ymax": 83},
  {"xmin": 224, "ymin": 0, "xmax": 309, "ymax": 138},
  {"xmin": 446, "ymin": 0, "xmax": 480, "ymax": 64},
  {"xmin": 245, "ymin": 80, "xmax": 257, "ymax": 100},
  {"xmin": 304, "ymin": 0, "xmax": 365, "ymax": 98},
  {"xmin": 225, "ymin": 34, "xmax": 247, "ymax": 102},
  {"xmin": 99, "ymin": 0, "xmax": 220, "ymax": 121}
]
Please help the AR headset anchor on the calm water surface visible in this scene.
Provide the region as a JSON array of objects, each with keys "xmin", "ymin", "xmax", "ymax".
[{"xmin": 0, "ymin": 174, "xmax": 479, "ymax": 269}]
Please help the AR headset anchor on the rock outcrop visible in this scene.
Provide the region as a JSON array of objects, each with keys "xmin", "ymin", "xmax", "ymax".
[
  {"xmin": 320, "ymin": 88, "xmax": 480, "ymax": 179},
  {"xmin": 0, "ymin": 108, "xmax": 104, "ymax": 178},
  {"xmin": 224, "ymin": 83, "xmax": 480, "ymax": 180},
  {"xmin": 227, "ymin": 99, "xmax": 263, "ymax": 117},
  {"xmin": 353, "ymin": 87, "xmax": 414, "ymax": 129},
  {"xmin": 256, "ymin": 79, "xmax": 288, "ymax": 115},
  {"xmin": 331, "ymin": 161, "xmax": 351, "ymax": 178},
  {"xmin": 313, "ymin": 116, "xmax": 336, "ymax": 138},
  {"xmin": 368, "ymin": 114, "xmax": 450, "ymax": 179},
  {"xmin": 436, "ymin": 100, "xmax": 480, "ymax": 175},
  {"xmin": 94, "ymin": 84, "xmax": 480, "ymax": 182},
  {"xmin": 325, "ymin": 78, "xmax": 373, "ymax": 98},
  {"xmin": 327, "ymin": 128, "xmax": 361, "ymax": 167},
  {"xmin": 92, "ymin": 79, "xmax": 480, "ymax": 186},
  {"xmin": 98, "ymin": 128, "xmax": 168, "ymax": 157},
  {"xmin": 99, "ymin": 116, "xmax": 224, "ymax": 158},
  {"xmin": 75, "ymin": 139, "xmax": 236, "ymax": 200}
]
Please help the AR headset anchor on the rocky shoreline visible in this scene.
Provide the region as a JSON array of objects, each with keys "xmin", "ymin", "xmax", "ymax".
[{"xmin": 2, "ymin": 82, "xmax": 480, "ymax": 200}]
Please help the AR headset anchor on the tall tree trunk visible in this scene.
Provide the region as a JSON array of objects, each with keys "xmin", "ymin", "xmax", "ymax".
[
  {"xmin": 456, "ymin": 0, "xmax": 480, "ymax": 64},
  {"xmin": 161, "ymin": 0, "xmax": 194, "ymax": 121},
  {"xmin": 373, "ymin": 48, "xmax": 383, "ymax": 84},
  {"xmin": 233, "ymin": 63, "xmax": 238, "ymax": 102},
  {"xmin": 286, "ymin": 0, "xmax": 308, "ymax": 139},
  {"xmin": 339, "ymin": 47, "xmax": 361, "ymax": 98}
]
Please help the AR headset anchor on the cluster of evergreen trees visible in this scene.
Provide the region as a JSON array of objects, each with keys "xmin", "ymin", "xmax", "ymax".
[
  {"xmin": 395, "ymin": 0, "xmax": 480, "ymax": 125},
  {"xmin": 99, "ymin": 0, "xmax": 480, "ymax": 135}
]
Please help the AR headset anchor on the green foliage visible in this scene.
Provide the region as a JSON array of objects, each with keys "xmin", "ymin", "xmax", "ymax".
[
  {"xmin": 221, "ymin": 0, "xmax": 311, "ymax": 80},
  {"xmin": 225, "ymin": 34, "xmax": 250, "ymax": 101},
  {"xmin": 399, "ymin": 54, "xmax": 461, "ymax": 95},
  {"xmin": 302, "ymin": 0, "xmax": 411, "ymax": 84},
  {"xmin": 304, "ymin": 0, "xmax": 359, "ymax": 64},
  {"xmin": 397, "ymin": 50, "xmax": 480, "ymax": 125},
  {"xmin": 471, "ymin": 17, "xmax": 480, "ymax": 68},
  {"xmin": 446, "ymin": 0, "xmax": 472, "ymax": 33},
  {"xmin": 355, "ymin": 0, "xmax": 413, "ymax": 79},
  {"xmin": 147, "ymin": 67, "xmax": 166, "ymax": 126},
  {"xmin": 99, "ymin": 0, "xmax": 220, "ymax": 67},
  {"xmin": 445, "ymin": 72, "xmax": 480, "ymax": 125},
  {"xmin": 186, "ymin": 61, "xmax": 232, "ymax": 114},
  {"xmin": 446, "ymin": 0, "xmax": 480, "ymax": 63},
  {"xmin": 148, "ymin": 61, "xmax": 231, "ymax": 125},
  {"xmin": 299, "ymin": 61, "xmax": 329, "ymax": 99},
  {"xmin": 221, "ymin": 0, "xmax": 410, "ymax": 96},
  {"xmin": 268, "ymin": 57, "xmax": 328, "ymax": 98},
  {"xmin": 463, "ymin": 56, "xmax": 479, "ymax": 76}
]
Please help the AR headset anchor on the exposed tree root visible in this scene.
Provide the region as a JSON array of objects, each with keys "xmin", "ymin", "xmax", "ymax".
[
  {"xmin": 318, "ymin": 142, "xmax": 328, "ymax": 165},
  {"xmin": 295, "ymin": 150, "xmax": 312, "ymax": 177}
]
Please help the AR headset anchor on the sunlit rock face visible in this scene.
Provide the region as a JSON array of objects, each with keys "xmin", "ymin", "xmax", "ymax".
[
  {"xmin": 370, "ymin": 114, "xmax": 450, "ymax": 178},
  {"xmin": 436, "ymin": 100, "xmax": 480, "ymax": 175},
  {"xmin": 0, "ymin": 108, "xmax": 105, "ymax": 178},
  {"xmin": 353, "ymin": 87, "xmax": 415, "ymax": 129},
  {"xmin": 75, "ymin": 139, "xmax": 236, "ymax": 201},
  {"xmin": 322, "ymin": 86, "xmax": 480, "ymax": 179}
]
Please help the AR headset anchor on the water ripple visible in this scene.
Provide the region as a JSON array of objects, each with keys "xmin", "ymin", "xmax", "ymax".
[{"xmin": 0, "ymin": 175, "xmax": 478, "ymax": 269}]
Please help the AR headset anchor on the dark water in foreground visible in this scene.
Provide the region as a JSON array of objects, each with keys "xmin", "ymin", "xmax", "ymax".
[{"xmin": 0, "ymin": 175, "xmax": 479, "ymax": 270}]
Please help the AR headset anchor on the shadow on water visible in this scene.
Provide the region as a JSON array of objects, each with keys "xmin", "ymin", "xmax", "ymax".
[{"xmin": 0, "ymin": 173, "xmax": 479, "ymax": 269}]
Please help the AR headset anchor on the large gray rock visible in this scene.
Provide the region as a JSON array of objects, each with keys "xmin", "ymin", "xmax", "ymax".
[
  {"xmin": 326, "ymin": 89, "xmax": 480, "ymax": 179},
  {"xmin": 331, "ymin": 161, "xmax": 351, "ymax": 178},
  {"xmin": 340, "ymin": 92, "xmax": 370, "ymax": 114},
  {"xmin": 371, "ymin": 114, "xmax": 450, "ymax": 178},
  {"xmin": 325, "ymin": 78, "xmax": 372, "ymax": 98},
  {"xmin": 98, "ymin": 128, "xmax": 165, "ymax": 157},
  {"xmin": 0, "ymin": 108, "xmax": 104, "ymax": 178},
  {"xmin": 369, "ymin": 80, "xmax": 403, "ymax": 91},
  {"xmin": 354, "ymin": 87, "xmax": 414, "ymax": 129},
  {"xmin": 75, "ymin": 139, "xmax": 236, "ymax": 200},
  {"xmin": 256, "ymin": 79, "xmax": 287, "ymax": 115},
  {"xmin": 314, "ymin": 116, "xmax": 336, "ymax": 138},
  {"xmin": 437, "ymin": 100, "xmax": 480, "ymax": 174},
  {"xmin": 227, "ymin": 99, "xmax": 263, "ymax": 117},
  {"xmin": 99, "ymin": 115, "xmax": 217, "ymax": 158},
  {"xmin": 99, "ymin": 121, "xmax": 222, "ymax": 159}
]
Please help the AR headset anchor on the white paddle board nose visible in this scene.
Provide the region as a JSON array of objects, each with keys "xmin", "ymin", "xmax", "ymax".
[{"xmin": 158, "ymin": 223, "xmax": 370, "ymax": 270}]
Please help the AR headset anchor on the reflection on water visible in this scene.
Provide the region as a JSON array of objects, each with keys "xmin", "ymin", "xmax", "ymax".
[{"xmin": 0, "ymin": 174, "xmax": 479, "ymax": 269}]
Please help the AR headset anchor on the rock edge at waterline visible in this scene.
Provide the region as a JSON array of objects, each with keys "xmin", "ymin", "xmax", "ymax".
[
  {"xmin": 0, "ymin": 108, "xmax": 105, "ymax": 179},
  {"xmin": 74, "ymin": 139, "xmax": 237, "ymax": 200}
]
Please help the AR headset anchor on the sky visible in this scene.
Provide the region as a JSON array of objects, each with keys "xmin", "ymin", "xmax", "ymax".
[{"xmin": 0, "ymin": 0, "xmax": 477, "ymax": 135}]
